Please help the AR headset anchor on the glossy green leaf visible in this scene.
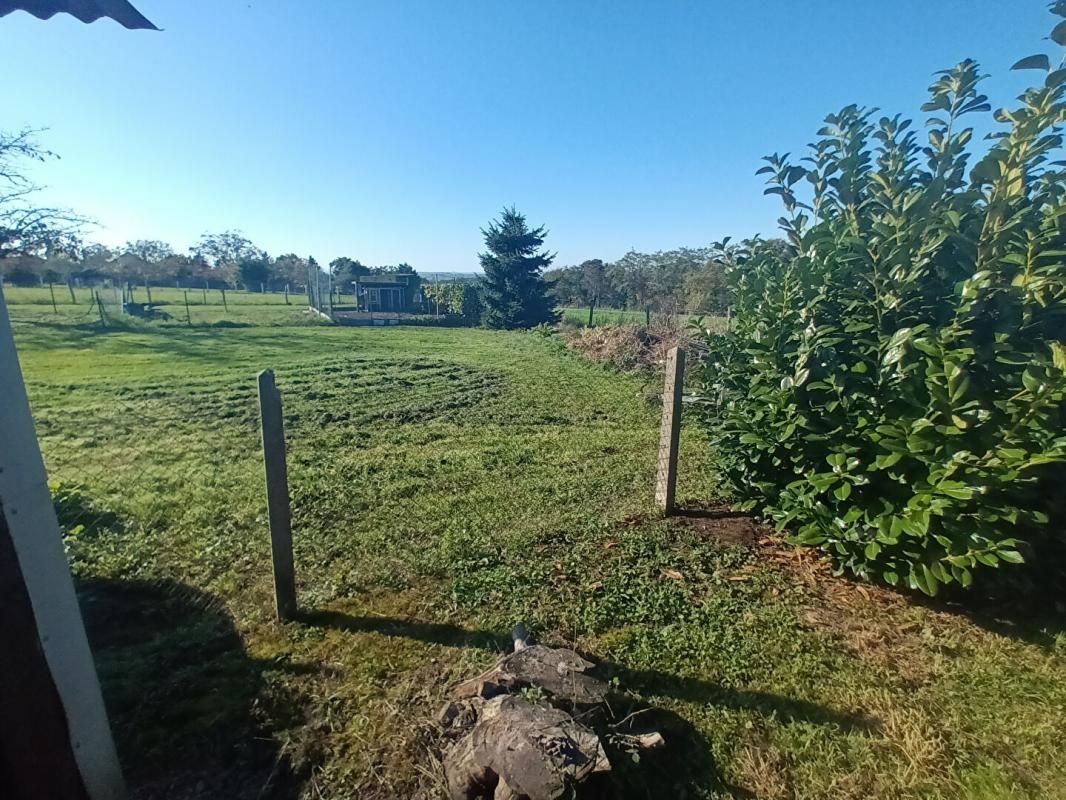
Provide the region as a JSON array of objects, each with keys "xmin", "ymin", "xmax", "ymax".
[
  {"xmin": 1052, "ymin": 19, "xmax": 1066, "ymax": 46},
  {"xmin": 997, "ymin": 549, "xmax": 1025, "ymax": 564},
  {"xmin": 1012, "ymin": 54, "xmax": 1051, "ymax": 71}
]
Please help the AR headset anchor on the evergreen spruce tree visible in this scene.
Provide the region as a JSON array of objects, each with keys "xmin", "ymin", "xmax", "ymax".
[{"xmin": 478, "ymin": 207, "xmax": 558, "ymax": 329}]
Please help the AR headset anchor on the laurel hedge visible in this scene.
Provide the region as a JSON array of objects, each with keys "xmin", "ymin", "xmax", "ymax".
[{"xmin": 693, "ymin": 5, "xmax": 1066, "ymax": 594}]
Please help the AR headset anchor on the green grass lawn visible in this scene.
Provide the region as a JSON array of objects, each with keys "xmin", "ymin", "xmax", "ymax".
[
  {"xmin": 7, "ymin": 296, "xmax": 1066, "ymax": 799},
  {"xmin": 561, "ymin": 306, "xmax": 689, "ymax": 327}
]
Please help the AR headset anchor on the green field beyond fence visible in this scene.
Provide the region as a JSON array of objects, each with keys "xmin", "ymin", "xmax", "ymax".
[
  {"xmin": 561, "ymin": 306, "xmax": 731, "ymax": 333},
  {"xmin": 5, "ymin": 288, "xmax": 727, "ymax": 332},
  {"xmin": 2, "ymin": 284, "xmax": 328, "ymax": 327}
]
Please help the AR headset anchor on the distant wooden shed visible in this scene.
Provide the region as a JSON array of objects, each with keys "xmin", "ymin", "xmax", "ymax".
[{"xmin": 353, "ymin": 272, "xmax": 423, "ymax": 312}]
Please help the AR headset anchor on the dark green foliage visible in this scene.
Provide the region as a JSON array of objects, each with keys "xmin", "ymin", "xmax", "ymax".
[
  {"xmin": 237, "ymin": 257, "xmax": 271, "ymax": 290},
  {"xmin": 329, "ymin": 256, "xmax": 370, "ymax": 285},
  {"xmin": 479, "ymin": 207, "xmax": 558, "ymax": 329},
  {"xmin": 693, "ymin": 11, "xmax": 1066, "ymax": 595}
]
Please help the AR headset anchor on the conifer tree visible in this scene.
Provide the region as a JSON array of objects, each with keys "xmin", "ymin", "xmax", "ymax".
[{"xmin": 478, "ymin": 207, "xmax": 557, "ymax": 329}]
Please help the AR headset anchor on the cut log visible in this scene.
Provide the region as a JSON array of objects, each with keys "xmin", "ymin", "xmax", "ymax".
[
  {"xmin": 437, "ymin": 628, "xmax": 665, "ymax": 799},
  {"xmin": 444, "ymin": 695, "xmax": 610, "ymax": 800}
]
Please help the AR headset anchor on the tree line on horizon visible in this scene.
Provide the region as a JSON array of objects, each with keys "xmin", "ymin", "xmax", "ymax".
[
  {"xmin": 3, "ymin": 126, "xmax": 745, "ymax": 326},
  {"xmin": 0, "ymin": 230, "xmax": 428, "ymax": 293},
  {"xmin": 547, "ymin": 246, "xmax": 733, "ymax": 318},
  {"xmin": 2, "ymin": 209, "xmax": 742, "ymax": 322}
]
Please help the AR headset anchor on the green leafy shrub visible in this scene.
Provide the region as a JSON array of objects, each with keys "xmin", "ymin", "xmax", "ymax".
[
  {"xmin": 531, "ymin": 321, "xmax": 559, "ymax": 338},
  {"xmin": 422, "ymin": 281, "xmax": 483, "ymax": 323},
  {"xmin": 692, "ymin": 7, "xmax": 1066, "ymax": 595}
]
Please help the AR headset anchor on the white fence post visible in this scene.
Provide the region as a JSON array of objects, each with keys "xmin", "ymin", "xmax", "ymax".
[{"xmin": 0, "ymin": 286, "xmax": 126, "ymax": 800}]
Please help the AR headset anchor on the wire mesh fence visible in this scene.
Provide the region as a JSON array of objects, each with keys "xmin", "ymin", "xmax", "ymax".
[
  {"xmin": 649, "ymin": 338, "xmax": 728, "ymax": 517},
  {"xmin": 33, "ymin": 370, "xmax": 266, "ymax": 581},
  {"xmin": 306, "ymin": 265, "xmax": 333, "ymax": 318},
  {"xmin": 24, "ymin": 314, "xmax": 721, "ymax": 628},
  {"xmin": 2, "ymin": 281, "xmax": 324, "ymax": 328},
  {"xmin": 27, "ymin": 349, "xmax": 513, "ymax": 613}
]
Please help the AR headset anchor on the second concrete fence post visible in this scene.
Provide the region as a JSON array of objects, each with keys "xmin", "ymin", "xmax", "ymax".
[
  {"xmin": 655, "ymin": 347, "xmax": 685, "ymax": 514},
  {"xmin": 257, "ymin": 369, "xmax": 297, "ymax": 620}
]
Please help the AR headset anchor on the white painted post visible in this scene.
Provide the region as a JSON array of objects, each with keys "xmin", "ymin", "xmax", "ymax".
[
  {"xmin": 655, "ymin": 347, "xmax": 685, "ymax": 514},
  {"xmin": 256, "ymin": 369, "xmax": 296, "ymax": 620},
  {"xmin": 0, "ymin": 286, "xmax": 126, "ymax": 799}
]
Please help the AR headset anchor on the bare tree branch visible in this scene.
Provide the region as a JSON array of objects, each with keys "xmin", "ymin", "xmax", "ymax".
[{"xmin": 0, "ymin": 127, "xmax": 89, "ymax": 260}]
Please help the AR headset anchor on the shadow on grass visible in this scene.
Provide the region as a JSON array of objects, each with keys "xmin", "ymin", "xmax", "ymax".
[
  {"xmin": 916, "ymin": 565, "xmax": 1066, "ymax": 649},
  {"xmin": 678, "ymin": 497, "xmax": 1066, "ymax": 650},
  {"xmin": 673, "ymin": 505, "xmax": 751, "ymax": 521},
  {"xmin": 297, "ymin": 608, "xmax": 511, "ymax": 651},
  {"xmin": 77, "ymin": 577, "xmax": 313, "ymax": 800},
  {"xmin": 300, "ymin": 609, "xmax": 873, "ymax": 732},
  {"xmin": 597, "ymin": 661, "xmax": 877, "ymax": 734},
  {"xmin": 858, "ymin": 499, "xmax": 1066, "ymax": 648},
  {"xmin": 299, "ymin": 609, "xmax": 875, "ymax": 797},
  {"xmin": 603, "ymin": 704, "xmax": 754, "ymax": 800}
]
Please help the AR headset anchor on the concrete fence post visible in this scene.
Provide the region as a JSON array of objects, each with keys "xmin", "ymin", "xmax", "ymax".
[
  {"xmin": 256, "ymin": 369, "xmax": 296, "ymax": 621},
  {"xmin": 655, "ymin": 347, "xmax": 685, "ymax": 514}
]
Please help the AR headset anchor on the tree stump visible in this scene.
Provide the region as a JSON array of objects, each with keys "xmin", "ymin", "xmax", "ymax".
[{"xmin": 438, "ymin": 631, "xmax": 663, "ymax": 800}]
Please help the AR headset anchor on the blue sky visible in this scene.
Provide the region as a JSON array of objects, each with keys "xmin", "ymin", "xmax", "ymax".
[{"xmin": 0, "ymin": 1, "xmax": 1054, "ymax": 271}]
